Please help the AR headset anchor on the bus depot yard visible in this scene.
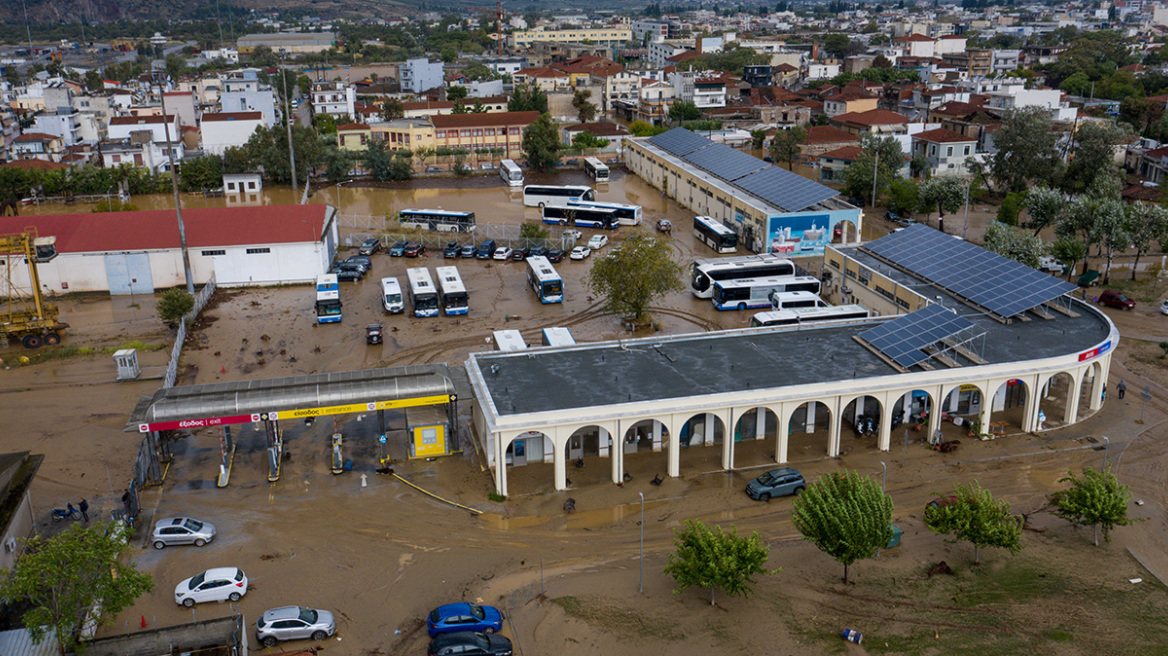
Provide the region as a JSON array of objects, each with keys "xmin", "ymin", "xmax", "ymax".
[{"xmin": 5, "ymin": 176, "xmax": 1168, "ymax": 655}]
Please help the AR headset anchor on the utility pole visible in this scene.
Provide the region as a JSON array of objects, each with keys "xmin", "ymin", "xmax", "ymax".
[
  {"xmin": 870, "ymin": 149, "xmax": 879, "ymax": 209},
  {"xmin": 282, "ymin": 57, "xmax": 298, "ymax": 199},
  {"xmin": 156, "ymin": 79, "xmax": 195, "ymax": 295},
  {"xmin": 21, "ymin": 0, "xmax": 33, "ymax": 50},
  {"xmin": 962, "ymin": 175, "xmax": 971, "ymax": 241}
]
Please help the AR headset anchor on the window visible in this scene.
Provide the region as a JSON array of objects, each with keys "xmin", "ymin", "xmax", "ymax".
[
  {"xmin": 485, "ymin": 128, "xmax": 495, "ymax": 136},
  {"xmin": 946, "ymin": 146, "xmax": 953, "ymax": 157},
  {"xmin": 246, "ymin": 247, "xmax": 271, "ymax": 254},
  {"xmin": 247, "ymin": 181, "xmax": 256, "ymax": 190},
  {"xmin": 201, "ymin": 250, "xmax": 226, "ymax": 256},
  {"xmin": 474, "ymin": 129, "xmax": 482, "ymax": 136},
  {"xmin": 964, "ymin": 145, "xmax": 971, "ymax": 155},
  {"xmin": 510, "ymin": 127, "xmax": 520, "ymax": 135},
  {"xmin": 461, "ymin": 129, "xmax": 471, "ymax": 137},
  {"xmin": 436, "ymin": 131, "xmax": 446, "ymax": 138},
  {"xmin": 929, "ymin": 145, "xmax": 937, "ymax": 156}
]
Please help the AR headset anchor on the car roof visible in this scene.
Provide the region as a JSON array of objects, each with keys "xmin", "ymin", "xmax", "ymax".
[
  {"xmin": 160, "ymin": 517, "xmax": 192, "ymax": 525},
  {"xmin": 434, "ymin": 602, "xmax": 475, "ymax": 615},
  {"xmin": 262, "ymin": 606, "xmax": 305, "ymax": 621},
  {"xmin": 202, "ymin": 567, "xmax": 241, "ymax": 579},
  {"xmin": 431, "ymin": 631, "xmax": 483, "ymax": 645},
  {"xmin": 767, "ymin": 467, "xmax": 800, "ymax": 476}
]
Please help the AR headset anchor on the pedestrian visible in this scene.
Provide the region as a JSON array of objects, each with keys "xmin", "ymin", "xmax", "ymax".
[
  {"xmin": 78, "ymin": 498, "xmax": 89, "ymax": 522},
  {"xmin": 1118, "ymin": 380, "xmax": 1126, "ymax": 399}
]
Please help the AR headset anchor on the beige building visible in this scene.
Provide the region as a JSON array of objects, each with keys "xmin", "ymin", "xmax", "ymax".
[
  {"xmin": 512, "ymin": 27, "xmax": 631, "ymax": 48},
  {"xmin": 237, "ymin": 32, "xmax": 337, "ymax": 56},
  {"xmin": 371, "ymin": 119, "xmax": 435, "ymax": 153}
]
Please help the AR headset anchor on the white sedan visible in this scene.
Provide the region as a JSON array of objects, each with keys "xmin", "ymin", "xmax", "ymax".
[
  {"xmin": 570, "ymin": 245, "xmax": 592, "ymax": 260},
  {"xmin": 492, "ymin": 247, "xmax": 513, "ymax": 260},
  {"xmin": 174, "ymin": 567, "xmax": 248, "ymax": 607},
  {"xmin": 564, "ymin": 229, "xmax": 583, "ymax": 241},
  {"xmin": 588, "ymin": 234, "xmax": 608, "ymax": 250}
]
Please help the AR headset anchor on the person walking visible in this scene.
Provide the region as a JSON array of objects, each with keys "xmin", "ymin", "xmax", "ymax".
[
  {"xmin": 78, "ymin": 498, "xmax": 89, "ymax": 522},
  {"xmin": 1118, "ymin": 380, "xmax": 1127, "ymax": 399}
]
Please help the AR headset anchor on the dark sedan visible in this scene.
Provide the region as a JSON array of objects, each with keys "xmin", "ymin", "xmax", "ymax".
[
  {"xmin": 443, "ymin": 241, "xmax": 461, "ymax": 258},
  {"xmin": 546, "ymin": 248, "xmax": 564, "ymax": 263},
  {"xmin": 428, "ymin": 632, "xmax": 512, "ymax": 656},
  {"xmin": 511, "ymin": 246, "xmax": 531, "ymax": 261},
  {"xmin": 529, "ymin": 245, "xmax": 549, "ymax": 258}
]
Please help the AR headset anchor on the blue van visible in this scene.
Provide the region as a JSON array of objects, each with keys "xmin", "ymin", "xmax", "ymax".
[{"xmin": 475, "ymin": 239, "xmax": 497, "ymax": 260}]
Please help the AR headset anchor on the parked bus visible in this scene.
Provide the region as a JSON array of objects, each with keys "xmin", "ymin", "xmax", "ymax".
[
  {"xmin": 770, "ymin": 290, "xmax": 827, "ymax": 311},
  {"xmin": 693, "ymin": 215, "xmax": 738, "ymax": 253},
  {"xmin": 499, "ymin": 159, "xmax": 523, "ymax": 187},
  {"xmin": 750, "ymin": 305, "xmax": 870, "ymax": 327},
  {"xmin": 493, "ymin": 329, "xmax": 527, "ymax": 351},
  {"xmin": 315, "ymin": 274, "xmax": 342, "ymax": 324},
  {"xmin": 541, "ymin": 326, "xmax": 575, "ymax": 346},
  {"xmin": 434, "ymin": 266, "xmax": 469, "ymax": 316},
  {"xmin": 567, "ymin": 199, "xmax": 642, "ymax": 226},
  {"xmin": 584, "ymin": 157, "xmax": 610, "ymax": 182},
  {"xmin": 526, "ymin": 255, "xmax": 564, "ymax": 304},
  {"xmin": 406, "ymin": 267, "xmax": 439, "ymax": 318},
  {"xmin": 398, "ymin": 209, "xmax": 476, "ymax": 233},
  {"xmin": 541, "ymin": 205, "xmax": 620, "ymax": 229},
  {"xmin": 711, "ymin": 275, "xmax": 822, "ymax": 311},
  {"xmin": 690, "ymin": 254, "xmax": 796, "ymax": 299},
  {"xmin": 380, "ymin": 277, "xmax": 404, "ymax": 314},
  {"xmin": 523, "ymin": 184, "xmax": 596, "ymax": 208}
]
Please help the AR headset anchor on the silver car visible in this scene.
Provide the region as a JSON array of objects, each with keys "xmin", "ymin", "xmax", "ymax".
[
  {"xmin": 256, "ymin": 606, "xmax": 336, "ymax": 646},
  {"xmin": 152, "ymin": 517, "xmax": 216, "ymax": 549}
]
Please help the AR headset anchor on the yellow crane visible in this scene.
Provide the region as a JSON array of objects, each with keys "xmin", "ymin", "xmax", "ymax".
[{"xmin": 0, "ymin": 229, "xmax": 68, "ymax": 348}]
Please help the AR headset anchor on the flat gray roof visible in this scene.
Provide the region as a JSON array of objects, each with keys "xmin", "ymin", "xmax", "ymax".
[{"xmin": 475, "ymin": 252, "xmax": 1111, "ymax": 417}]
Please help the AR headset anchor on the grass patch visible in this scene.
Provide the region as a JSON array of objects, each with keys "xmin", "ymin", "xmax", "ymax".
[
  {"xmin": 1097, "ymin": 274, "xmax": 1168, "ymax": 304},
  {"xmin": 551, "ymin": 596, "xmax": 685, "ymax": 641},
  {"xmin": 2, "ymin": 340, "xmax": 166, "ymax": 367},
  {"xmin": 487, "ymin": 492, "xmax": 505, "ymax": 503},
  {"xmin": 1042, "ymin": 628, "xmax": 1072, "ymax": 641}
]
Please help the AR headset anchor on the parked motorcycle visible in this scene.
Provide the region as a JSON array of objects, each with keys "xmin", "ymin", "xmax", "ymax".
[{"xmin": 51, "ymin": 504, "xmax": 81, "ymax": 521}]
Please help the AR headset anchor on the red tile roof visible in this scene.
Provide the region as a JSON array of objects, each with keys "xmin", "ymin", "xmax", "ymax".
[
  {"xmin": 932, "ymin": 101, "xmax": 984, "ymax": 116},
  {"xmin": 337, "ymin": 123, "xmax": 371, "ymax": 131},
  {"xmin": 13, "ymin": 132, "xmax": 59, "ymax": 142},
  {"xmin": 832, "ymin": 109, "xmax": 910, "ymax": 126},
  {"xmin": 431, "ymin": 111, "xmax": 539, "ymax": 129},
  {"xmin": 804, "ymin": 125, "xmax": 859, "ymax": 144},
  {"xmin": 912, "ymin": 127, "xmax": 975, "ymax": 143},
  {"xmin": 895, "ymin": 34, "xmax": 936, "ymax": 42},
  {"xmin": 1, "ymin": 159, "xmax": 68, "ymax": 171},
  {"xmin": 820, "ymin": 146, "xmax": 863, "ymax": 160},
  {"xmin": 824, "ymin": 87, "xmax": 876, "ymax": 102},
  {"xmin": 201, "ymin": 112, "xmax": 262, "ymax": 122},
  {"xmin": 109, "ymin": 115, "xmax": 175, "ymax": 125},
  {"xmin": 0, "ymin": 204, "xmax": 332, "ymax": 254},
  {"xmin": 666, "ymin": 50, "xmax": 700, "ymax": 63},
  {"xmin": 775, "ymin": 63, "xmax": 798, "ymax": 73}
]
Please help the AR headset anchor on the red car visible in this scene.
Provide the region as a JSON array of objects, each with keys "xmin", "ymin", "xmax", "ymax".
[
  {"xmin": 1098, "ymin": 289, "xmax": 1135, "ymax": 310},
  {"xmin": 404, "ymin": 243, "xmax": 426, "ymax": 258}
]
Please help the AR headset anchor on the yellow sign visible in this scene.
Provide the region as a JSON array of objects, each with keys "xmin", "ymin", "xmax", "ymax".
[
  {"xmin": 269, "ymin": 394, "xmax": 452, "ymax": 421},
  {"xmin": 411, "ymin": 424, "xmax": 448, "ymax": 459}
]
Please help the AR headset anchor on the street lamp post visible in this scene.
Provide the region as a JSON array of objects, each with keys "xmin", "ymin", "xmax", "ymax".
[
  {"xmin": 638, "ymin": 492, "xmax": 645, "ymax": 594},
  {"xmin": 156, "ymin": 76, "xmax": 195, "ymax": 294},
  {"xmin": 962, "ymin": 176, "xmax": 971, "ymax": 241},
  {"xmin": 1101, "ymin": 435, "xmax": 1110, "ymax": 471}
]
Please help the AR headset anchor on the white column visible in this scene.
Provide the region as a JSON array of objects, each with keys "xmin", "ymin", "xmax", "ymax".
[
  {"xmin": 828, "ymin": 397, "xmax": 842, "ymax": 457},
  {"xmin": 805, "ymin": 403, "xmax": 816, "ymax": 433},
  {"xmin": 927, "ymin": 387, "xmax": 943, "ymax": 441},
  {"xmin": 1064, "ymin": 371, "xmax": 1082, "ymax": 425},
  {"xmin": 1022, "ymin": 376, "xmax": 1041, "ymax": 432},
  {"xmin": 979, "ymin": 382, "xmax": 994, "ymax": 438},
  {"xmin": 599, "ymin": 428, "xmax": 610, "ymax": 457},
  {"xmin": 776, "ymin": 405, "xmax": 790, "ymax": 463},
  {"xmin": 497, "ymin": 434, "xmax": 509, "ymax": 497},
  {"xmin": 611, "ymin": 423, "xmax": 623, "ymax": 484},
  {"xmin": 722, "ymin": 409, "xmax": 734, "ymax": 471},
  {"xmin": 667, "ymin": 418, "xmax": 681, "ymax": 478},
  {"xmin": 554, "ymin": 434, "xmax": 567, "ymax": 491},
  {"xmin": 877, "ymin": 393, "xmax": 892, "ymax": 451},
  {"xmin": 1088, "ymin": 362, "xmax": 1105, "ymax": 410},
  {"xmin": 652, "ymin": 420, "xmax": 663, "ymax": 452},
  {"xmin": 704, "ymin": 413, "xmax": 716, "ymax": 446},
  {"xmin": 755, "ymin": 408, "xmax": 766, "ymax": 441}
]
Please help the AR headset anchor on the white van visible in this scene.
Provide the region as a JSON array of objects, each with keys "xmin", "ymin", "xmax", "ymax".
[
  {"xmin": 771, "ymin": 290, "xmax": 828, "ymax": 311},
  {"xmin": 381, "ymin": 277, "xmax": 404, "ymax": 314}
]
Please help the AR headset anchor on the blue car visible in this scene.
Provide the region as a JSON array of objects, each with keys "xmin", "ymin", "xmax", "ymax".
[{"xmin": 427, "ymin": 603, "xmax": 504, "ymax": 638}]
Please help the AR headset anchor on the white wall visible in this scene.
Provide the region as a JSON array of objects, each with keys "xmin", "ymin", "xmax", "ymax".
[{"xmin": 202, "ymin": 119, "xmax": 263, "ymax": 155}]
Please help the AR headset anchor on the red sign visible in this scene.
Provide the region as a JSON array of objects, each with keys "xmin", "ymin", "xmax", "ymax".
[
  {"xmin": 139, "ymin": 414, "xmax": 259, "ymax": 433},
  {"xmin": 1079, "ymin": 340, "xmax": 1112, "ymax": 362}
]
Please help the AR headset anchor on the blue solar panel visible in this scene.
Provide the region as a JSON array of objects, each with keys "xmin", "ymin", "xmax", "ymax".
[
  {"xmin": 681, "ymin": 143, "xmax": 768, "ymax": 182},
  {"xmin": 863, "ymin": 224, "xmax": 1077, "ymax": 318},
  {"xmin": 858, "ymin": 304, "xmax": 976, "ymax": 369},
  {"xmin": 647, "ymin": 128, "xmax": 711, "ymax": 157},
  {"xmin": 734, "ymin": 166, "xmax": 839, "ymax": 213}
]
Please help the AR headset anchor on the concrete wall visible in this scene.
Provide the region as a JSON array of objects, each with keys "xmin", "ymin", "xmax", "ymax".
[{"xmin": 86, "ymin": 615, "xmax": 247, "ymax": 656}]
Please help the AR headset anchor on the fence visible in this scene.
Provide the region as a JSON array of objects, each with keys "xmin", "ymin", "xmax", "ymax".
[
  {"xmin": 339, "ymin": 215, "xmax": 585, "ymax": 253},
  {"xmin": 162, "ymin": 275, "xmax": 217, "ymax": 389}
]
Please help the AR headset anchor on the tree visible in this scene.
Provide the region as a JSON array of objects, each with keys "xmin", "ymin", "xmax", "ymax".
[
  {"xmin": 158, "ymin": 288, "xmax": 195, "ymax": 325},
  {"xmin": 1052, "ymin": 467, "xmax": 1139, "ymax": 546},
  {"xmin": 982, "ymin": 221, "xmax": 1046, "ymax": 268},
  {"xmin": 842, "ymin": 135, "xmax": 904, "ymax": 205},
  {"xmin": 447, "ymin": 85, "xmax": 468, "ymax": 101},
  {"xmin": 164, "ymin": 52, "xmax": 187, "ymax": 80},
  {"xmin": 521, "ymin": 112, "xmax": 562, "ymax": 174},
  {"xmin": 571, "ymin": 132, "xmax": 610, "ymax": 150},
  {"xmin": 1051, "ymin": 236, "xmax": 1088, "ymax": 279},
  {"xmin": 365, "ymin": 139, "xmax": 395, "ymax": 181},
  {"xmin": 918, "ymin": 175, "xmax": 965, "ymax": 218},
  {"xmin": 823, "ymin": 33, "xmax": 850, "ymax": 58},
  {"xmin": 0, "ymin": 523, "xmax": 153, "ymax": 654},
  {"xmin": 586, "ymin": 231, "xmax": 685, "ymax": 322},
  {"xmin": 768, "ymin": 126, "xmax": 806, "ymax": 171},
  {"xmin": 990, "ymin": 107, "xmax": 1063, "ymax": 193},
  {"xmin": 1123, "ymin": 201, "xmax": 1168, "ymax": 280},
  {"xmin": 1023, "ymin": 186, "xmax": 1065, "ymax": 235},
  {"xmin": 178, "ymin": 156, "xmax": 222, "ymax": 192},
  {"xmin": 791, "ymin": 470, "xmax": 893, "ymax": 584},
  {"xmin": 451, "ymin": 100, "xmax": 469, "ymax": 114},
  {"xmin": 381, "ymin": 99, "xmax": 405, "ymax": 121},
  {"xmin": 669, "ymin": 101, "xmax": 701, "ymax": 123},
  {"xmin": 629, "ymin": 121, "xmax": 667, "ymax": 137},
  {"xmin": 91, "ymin": 199, "xmax": 139, "ymax": 213},
  {"xmin": 887, "ymin": 178, "xmax": 920, "ymax": 216},
  {"xmin": 1064, "ymin": 120, "xmax": 1131, "ymax": 195},
  {"xmin": 750, "ymin": 129, "xmax": 767, "ymax": 149},
  {"xmin": 440, "ymin": 46, "xmax": 458, "ymax": 63},
  {"xmin": 571, "ymin": 89, "xmax": 597, "ymax": 123},
  {"xmin": 925, "ymin": 482, "xmax": 1022, "ymax": 565},
  {"xmin": 389, "ymin": 151, "xmax": 414, "ymax": 181},
  {"xmin": 663, "ymin": 519, "xmax": 774, "ymax": 605},
  {"xmin": 244, "ymin": 124, "xmax": 327, "ymax": 186},
  {"xmin": 996, "ymin": 191, "xmax": 1025, "ymax": 226},
  {"xmin": 508, "ymin": 85, "xmax": 548, "ymax": 113},
  {"xmin": 519, "ymin": 221, "xmax": 549, "ymax": 242}
]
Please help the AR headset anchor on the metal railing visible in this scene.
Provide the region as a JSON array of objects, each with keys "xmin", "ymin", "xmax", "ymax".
[{"xmin": 162, "ymin": 275, "xmax": 216, "ymax": 389}]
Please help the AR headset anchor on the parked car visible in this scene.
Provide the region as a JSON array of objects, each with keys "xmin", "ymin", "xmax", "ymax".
[
  {"xmin": 333, "ymin": 262, "xmax": 366, "ymax": 280},
  {"xmin": 511, "ymin": 246, "xmax": 531, "ymax": 261},
  {"xmin": 493, "ymin": 246, "xmax": 513, "ymax": 260},
  {"xmin": 546, "ymin": 248, "xmax": 564, "ymax": 263},
  {"xmin": 896, "ymin": 217, "xmax": 917, "ymax": 227},
  {"xmin": 529, "ymin": 245, "xmax": 549, "ymax": 258},
  {"xmin": 404, "ymin": 242, "xmax": 426, "ymax": 258},
  {"xmin": 1038, "ymin": 256, "xmax": 1064, "ymax": 275},
  {"xmin": 480, "ymin": 162, "xmax": 496, "ymax": 170},
  {"xmin": 174, "ymin": 567, "xmax": 247, "ymax": 607},
  {"xmin": 428, "ymin": 632, "xmax": 513, "ymax": 656},
  {"xmin": 1098, "ymin": 289, "xmax": 1135, "ymax": 310},
  {"xmin": 656, "ymin": 219, "xmax": 672, "ymax": 233},
  {"xmin": 152, "ymin": 517, "xmax": 215, "ymax": 549},
  {"xmin": 475, "ymin": 239, "xmax": 497, "ymax": 259},
  {"xmin": 924, "ymin": 495, "xmax": 959, "ymax": 523},
  {"xmin": 346, "ymin": 255, "xmax": 372, "ymax": 269},
  {"xmin": 883, "ymin": 210, "xmax": 900, "ymax": 223},
  {"xmin": 427, "ymin": 603, "xmax": 504, "ymax": 637},
  {"xmin": 331, "ymin": 267, "xmax": 362, "ymax": 283},
  {"xmin": 426, "ymin": 166, "xmax": 442, "ymax": 173},
  {"xmin": 745, "ymin": 468, "xmax": 805, "ymax": 501},
  {"xmin": 389, "ymin": 240, "xmax": 408, "ymax": 256},
  {"xmin": 461, "ymin": 243, "xmax": 477, "ymax": 258},
  {"xmin": 1161, "ymin": 299, "xmax": 1168, "ymax": 316},
  {"xmin": 570, "ymin": 245, "xmax": 591, "ymax": 260},
  {"xmin": 256, "ymin": 606, "xmax": 336, "ymax": 647},
  {"xmin": 358, "ymin": 238, "xmax": 381, "ymax": 255},
  {"xmin": 564, "ymin": 229, "xmax": 583, "ymax": 241},
  {"xmin": 443, "ymin": 241, "xmax": 461, "ymax": 258},
  {"xmin": 588, "ymin": 234, "xmax": 608, "ymax": 250}
]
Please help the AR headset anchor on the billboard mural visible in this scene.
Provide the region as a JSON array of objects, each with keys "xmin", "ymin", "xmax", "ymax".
[{"xmin": 766, "ymin": 209, "xmax": 861, "ymax": 257}]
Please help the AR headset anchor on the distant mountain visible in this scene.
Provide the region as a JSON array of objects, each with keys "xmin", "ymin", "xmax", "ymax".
[{"xmin": 1, "ymin": 0, "xmax": 427, "ymax": 26}]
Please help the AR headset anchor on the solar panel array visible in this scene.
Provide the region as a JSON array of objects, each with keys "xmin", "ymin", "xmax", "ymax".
[
  {"xmin": 863, "ymin": 224, "xmax": 1077, "ymax": 318},
  {"xmin": 645, "ymin": 128, "xmax": 842, "ymax": 213},
  {"xmin": 858, "ymin": 304, "xmax": 976, "ymax": 368}
]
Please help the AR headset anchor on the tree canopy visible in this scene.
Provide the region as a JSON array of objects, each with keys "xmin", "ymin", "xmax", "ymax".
[
  {"xmin": 842, "ymin": 135, "xmax": 904, "ymax": 205},
  {"xmin": 508, "ymin": 85, "xmax": 549, "ymax": 113},
  {"xmin": 792, "ymin": 470, "xmax": 893, "ymax": 584},
  {"xmin": 586, "ymin": 231, "xmax": 684, "ymax": 322},
  {"xmin": 571, "ymin": 89, "xmax": 598, "ymax": 123},
  {"xmin": 768, "ymin": 126, "xmax": 806, "ymax": 171},
  {"xmin": 925, "ymin": 481, "xmax": 1022, "ymax": 565},
  {"xmin": 521, "ymin": 112, "xmax": 561, "ymax": 174},
  {"xmin": 1052, "ymin": 467, "xmax": 1139, "ymax": 546},
  {"xmin": 663, "ymin": 519, "xmax": 775, "ymax": 605},
  {"xmin": 989, "ymin": 107, "xmax": 1063, "ymax": 193}
]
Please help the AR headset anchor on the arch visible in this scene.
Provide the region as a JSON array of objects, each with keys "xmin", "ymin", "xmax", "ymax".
[
  {"xmin": 501, "ymin": 430, "xmax": 555, "ymax": 495},
  {"xmin": 841, "ymin": 395, "xmax": 884, "ymax": 449},
  {"xmin": 937, "ymin": 383, "xmax": 985, "ymax": 441},
  {"xmin": 986, "ymin": 379, "xmax": 1031, "ymax": 436},
  {"xmin": 733, "ymin": 407, "xmax": 780, "ymax": 469},
  {"xmin": 562, "ymin": 424, "xmax": 615, "ymax": 488},
  {"xmin": 784, "ymin": 401, "xmax": 833, "ymax": 461},
  {"xmin": 831, "ymin": 218, "xmax": 859, "ymax": 245},
  {"xmin": 888, "ymin": 388, "xmax": 935, "ymax": 443},
  {"xmin": 622, "ymin": 418, "xmax": 671, "ymax": 485},
  {"xmin": 1036, "ymin": 371, "xmax": 1080, "ymax": 429},
  {"xmin": 676, "ymin": 411, "xmax": 727, "ymax": 472},
  {"xmin": 1084, "ymin": 359, "xmax": 1106, "ymax": 411}
]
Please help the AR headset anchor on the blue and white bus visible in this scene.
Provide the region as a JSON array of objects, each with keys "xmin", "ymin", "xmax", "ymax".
[
  {"xmin": 523, "ymin": 184, "xmax": 595, "ymax": 208},
  {"xmin": 499, "ymin": 159, "xmax": 523, "ymax": 187},
  {"xmin": 398, "ymin": 208, "xmax": 476, "ymax": 233},
  {"xmin": 526, "ymin": 255, "xmax": 563, "ymax": 304},
  {"xmin": 406, "ymin": 267, "xmax": 440, "ymax": 317},
  {"xmin": 315, "ymin": 273, "xmax": 342, "ymax": 324},
  {"xmin": 711, "ymin": 275, "xmax": 821, "ymax": 311},
  {"xmin": 567, "ymin": 199, "xmax": 642, "ymax": 226},
  {"xmin": 750, "ymin": 305, "xmax": 870, "ymax": 327},
  {"xmin": 541, "ymin": 204, "xmax": 620, "ymax": 229},
  {"xmin": 434, "ymin": 265, "xmax": 469, "ymax": 316},
  {"xmin": 691, "ymin": 253, "xmax": 796, "ymax": 298},
  {"xmin": 693, "ymin": 215, "xmax": 738, "ymax": 253}
]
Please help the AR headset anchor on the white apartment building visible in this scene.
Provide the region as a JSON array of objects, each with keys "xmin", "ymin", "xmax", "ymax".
[
  {"xmin": 310, "ymin": 82, "xmax": 357, "ymax": 119},
  {"xmin": 201, "ymin": 112, "xmax": 264, "ymax": 155},
  {"xmin": 400, "ymin": 58, "xmax": 445, "ymax": 94}
]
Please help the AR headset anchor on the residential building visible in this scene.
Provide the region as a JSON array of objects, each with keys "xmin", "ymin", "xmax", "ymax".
[
  {"xmin": 1132, "ymin": 144, "xmax": 1168, "ymax": 184},
  {"xmin": 430, "ymin": 111, "xmax": 539, "ymax": 156},
  {"xmin": 108, "ymin": 114, "xmax": 180, "ymax": 142},
  {"xmin": 336, "ymin": 123, "xmax": 372, "ymax": 151},
  {"xmin": 448, "ymin": 78, "xmax": 504, "ymax": 98},
  {"xmin": 561, "ymin": 121, "xmax": 630, "ymax": 150},
  {"xmin": 101, "ymin": 136, "xmax": 184, "ymax": 173},
  {"xmin": 400, "ymin": 58, "xmax": 445, "ymax": 94},
  {"xmin": 200, "ymin": 112, "xmax": 263, "ymax": 155},
  {"xmin": 591, "ymin": 69, "xmax": 641, "ymax": 111},
  {"xmin": 10, "ymin": 133, "xmax": 64, "ymax": 161},
  {"xmin": 218, "ymin": 86, "xmax": 278, "ymax": 126},
  {"xmin": 0, "ymin": 452, "xmax": 42, "ymax": 572},
  {"xmin": 401, "ymin": 97, "xmax": 508, "ymax": 119},
  {"xmin": 512, "ymin": 28, "xmax": 631, "ymax": 48},
  {"xmin": 647, "ymin": 40, "xmax": 692, "ymax": 68},
  {"xmin": 829, "ymin": 109, "xmax": 912, "ymax": 136},
  {"xmin": 934, "ymin": 35, "xmax": 967, "ymax": 56},
  {"xmin": 631, "ymin": 20, "xmax": 672, "ymax": 43},
  {"xmin": 806, "ymin": 63, "xmax": 841, "ymax": 81},
  {"xmin": 163, "ymin": 91, "xmax": 198, "ymax": 128},
  {"xmin": 223, "ymin": 172, "xmax": 262, "ymax": 194},
  {"xmin": 236, "ymin": 32, "xmax": 336, "ymax": 56},
  {"xmin": 911, "ymin": 127, "xmax": 978, "ymax": 176},
  {"xmin": 201, "ymin": 47, "xmax": 239, "ymax": 63},
  {"xmin": 817, "ymin": 145, "xmax": 862, "ymax": 182},
  {"xmin": 823, "ymin": 87, "xmax": 879, "ymax": 118},
  {"xmin": 32, "ymin": 108, "xmax": 83, "ymax": 146},
  {"xmin": 753, "ymin": 104, "xmax": 811, "ymax": 129},
  {"xmin": 928, "ymin": 101, "xmax": 999, "ymax": 149},
  {"xmin": 992, "ymin": 49, "xmax": 1022, "ymax": 75},
  {"xmin": 371, "ymin": 118, "xmax": 435, "ymax": 152},
  {"xmin": 690, "ymin": 74, "xmax": 731, "ymax": 109},
  {"xmin": 893, "ymin": 33, "xmax": 937, "ymax": 58},
  {"xmin": 617, "ymin": 79, "xmax": 675, "ymax": 125},
  {"xmin": 743, "ymin": 65, "xmax": 774, "ymax": 88},
  {"xmin": 512, "ymin": 67, "xmax": 571, "ymax": 91},
  {"xmin": 480, "ymin": 57, "xmax": 529, "ymax": 77},
  {"xmin": 222, "ymin": 69, "xmax": 263, "ymax": 94},
  {"xmin": 799, "ymin": 124, "xmax": 860, "ymax": 157},
  {"xmin": 941, "ymin": 48, "xmax": 993, "ymax": 77},
  {"xmin": 311, "ymin": 81, "xmax": 357, "ymax": 119}
]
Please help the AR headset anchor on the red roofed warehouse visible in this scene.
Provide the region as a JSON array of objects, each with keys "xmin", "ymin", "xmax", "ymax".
[{"xmin": 0, "ymin": 204, "xmax": 338, "ymax": 294}]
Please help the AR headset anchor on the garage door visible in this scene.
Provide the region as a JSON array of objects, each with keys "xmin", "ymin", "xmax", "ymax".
[{"xmin": 105, "ymin": 254, "xmax": 154, "ymax": 295}]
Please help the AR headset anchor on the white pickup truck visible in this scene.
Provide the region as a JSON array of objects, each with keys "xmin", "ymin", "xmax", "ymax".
[{"xmin": 1038, "ymin": 256, "xmax": 1064, "ymax": 274}]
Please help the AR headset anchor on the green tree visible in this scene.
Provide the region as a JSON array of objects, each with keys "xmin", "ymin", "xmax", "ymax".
[
  {"xmin": 312, "ymin": 113, "xmax": 338, "ymax": 135},
  {"xmin": 521, "ymin": 112, "xmax": 562, "ymax": 174},
  {"xmin": 447, "ymin": 85, "xmax": 468, "ymax": 101},
  {"xmin": 470, "ymin": 100, "xmax": 487, "ymax": 114},
  {"xmin": 381, "ymin": 98, "xmax": 405, "ymax": 121},
  {"xmin": 83, "ymin": 69, "xmax": 102, "ymax": 91},
  {"xmin": 1051, "ymin": 236, "xmax": 1088, "ymax": 279},
  {"xmin": 91, "ymin": 199, "xmax": 139, "ymax": 213},
  {"xmin": 440, "ymin": 46, "xmax": 458, "ymax": 63},
  {"xmin": 451, "ymin": 100, "xmax": 469, "ymax": 114},
  {"xmin": 296, "ymin": 74, "xmax": 312, "ymax": 97},
  {"xmin": 519, "ymin": 221, "xmax": 550, "ymax": 242},
  {"xmin": 1064, "ymin": 120, "xmax": 1131, "ymax": 195},
  {"xmin": 388, "ymin": 150, "xmax": 414, "ymax": 181},
  {"xmin": 887, "ymin": 178, "xmax": 920, "ymax": 216},
  {"xmin": 629, "ymin": 121, "xmax": 667, "ymax": 137},
  {"xmin": 792, "ymin": 470, "xmax": 893, "ymax": 584},
  {"xmin": 982, "ymin": 221, "xmax": 1047, "ymax": 268},
  {"xmin": 1052, "ymin": 467, "xmax": 1139, "ymax": 546},
  {"xmin": 823, "ymin": 33, "xmax": 850, "ymax": 57},
  {"xmin": 990, "ymin": 107, "xmax": 1064, "ymax": 193},
  {"xmin": 164, "ymin": 52, "xmax": 187, "ymax": 79},
  {"xmin": 996, "ymin": 191, "xmax": 1025, "ymax": 226},
  {"xmin": 1024, "ymin": 186, "xmax": 1065, "ymax": 235},
  {"xmin": 244, "ymin": 124, "xmax": 327, "ymax": 186},
  {"xmin": 158, "ymin": 288, "xmax": 195, "ymax": 325},
  {"xmin": 768, "ymin": 126, "xmax": 806, "ymax": 171},
  {"xmin": 925, "ymin": 481, "xmax": 1022, "ymax": 565},
  {"xmin": 571, "ymin": 132, "xmax": 610, "ymax": 150},
  {"xmin": 669, "ymin": 101, "xmax": 701, "ymax": 123},
  {"xmin": 571, "ymin": 89, "xmax": 598, "ymax": 123},
  {"xmin": 1125, "ymin": 202, "xmax": 1168, "ymax": 280},
  {"xmin": 843, "ymin": 135, "xmax": 904, "ymax": 205},
  {"xmin": 918, "ymin": 175, "xmax": 965, "ymax": 218},
  {"xmin": 750, "ymin": 129, "xmax": 767, "ymax": 149},
  {"xmin": 586, "ymin": 231, "xmax": 684, "ymax": 322},
  {"xmin": 178, "ymin": 156, "xmax": 222, "ymax": 192},
  {"xmin": 0, "ymin": 523, "xmax": 153, "ymax": 654},
  {"xmin": 508, "ymin": 85, "xmax": 548, "ymax": 113},
  {"xmin": 663, "ymin": 519, "xmax": 775, "ymax": 605}
]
